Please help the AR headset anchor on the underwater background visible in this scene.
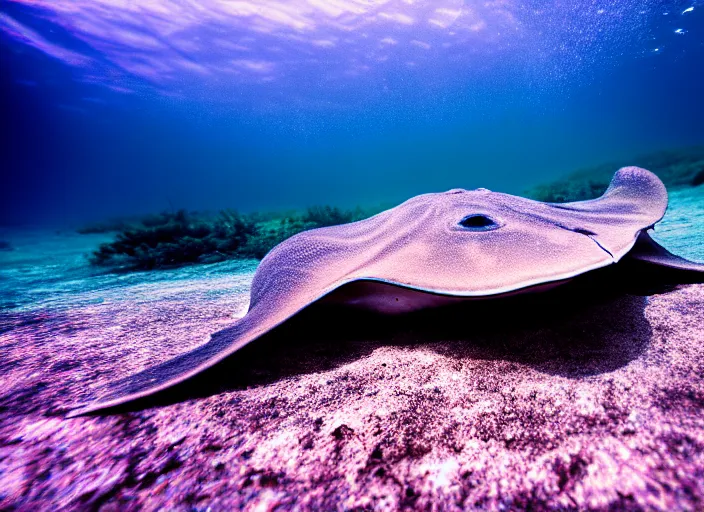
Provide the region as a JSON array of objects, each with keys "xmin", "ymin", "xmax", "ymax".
[
  {"xmin": 1, "ymin": 0, "xmax": 704, "ymax": 228},
  {"xmin": 3, "ymin": 3, "xmax": 704, "ymax": 509}
]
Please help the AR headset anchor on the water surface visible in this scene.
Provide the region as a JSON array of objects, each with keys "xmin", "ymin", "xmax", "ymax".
[{"xmin": 1, "ymin": 1, "xmax": 703, "ymax": 225}]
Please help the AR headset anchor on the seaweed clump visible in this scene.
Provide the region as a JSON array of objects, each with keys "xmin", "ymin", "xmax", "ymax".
[
  {"xmin": 90, "ymin": 210, "xmax": 256, "ymax": 270},
  {"xmin": 90, "ymin": 205, "xmax": 371, "ymax": 270},
  {"xmin": 525, "ymin": 146, "xmax": 704, "ymax": 202}
]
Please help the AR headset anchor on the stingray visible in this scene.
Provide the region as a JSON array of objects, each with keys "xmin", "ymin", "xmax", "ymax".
[{"xmin": 68, "ymin": 167, "xmax": 703, "ymax": 416}]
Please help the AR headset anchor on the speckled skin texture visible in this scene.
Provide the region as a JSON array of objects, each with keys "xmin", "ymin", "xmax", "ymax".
[
  {"xmin": 1, "ymin": 276, "xmax": 703, "ymax": 510},
  {"xmin": 76, "ymin": 167, "xmax": 675, "ymax": 413}
]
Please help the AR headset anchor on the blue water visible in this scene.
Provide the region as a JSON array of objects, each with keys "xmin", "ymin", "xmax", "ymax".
[{"xmin": 1, "ymin": 0, "xmax": 703, "ymax": 225}]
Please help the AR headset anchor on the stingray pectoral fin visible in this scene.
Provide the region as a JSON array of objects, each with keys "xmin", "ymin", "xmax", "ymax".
[
  {"xmin": 540, "ymin": 167, "xmax": 670, "ymax": 261},
  {"xmin": 67, "ymin": 310, "xmax": 289, "ymax": 417},
  {"xmin": 626, "ymin": 230, "xmax": 704, "ymax": 275}
]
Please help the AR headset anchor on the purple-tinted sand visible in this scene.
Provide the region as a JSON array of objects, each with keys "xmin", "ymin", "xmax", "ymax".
[{"xmin": 1, "ymin": 278, "xmax": 703, "ymax": 510}]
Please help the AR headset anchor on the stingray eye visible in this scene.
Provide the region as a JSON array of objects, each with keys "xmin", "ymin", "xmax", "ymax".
[{"xmin": 458, "ymin": 214, "xmax": 500, "ymax": 231}]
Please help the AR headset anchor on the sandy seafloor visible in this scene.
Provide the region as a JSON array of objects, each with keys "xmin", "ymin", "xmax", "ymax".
[{"xmin": 0, "ymin": 186, "xmax": 703, "ymax": 511}]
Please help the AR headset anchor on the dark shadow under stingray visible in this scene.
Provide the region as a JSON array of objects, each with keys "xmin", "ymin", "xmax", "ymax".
[{"xmin": 94, "ymin": 259, "xmax": 698, "ymax": 416}]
